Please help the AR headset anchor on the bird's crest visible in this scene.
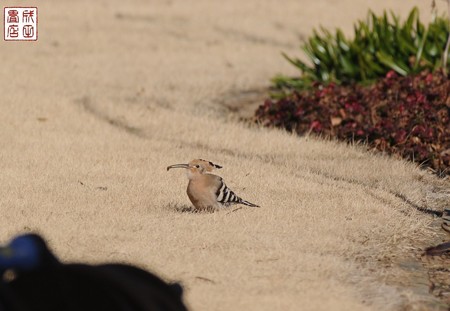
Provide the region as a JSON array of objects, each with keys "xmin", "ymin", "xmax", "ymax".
[
  {"xmin": 199, "ymin": 159, "xmax": 222, "ymax": 169},
  {"xmin": 192, "ymin": 159, "xmax": 222, "ymax": 171}
]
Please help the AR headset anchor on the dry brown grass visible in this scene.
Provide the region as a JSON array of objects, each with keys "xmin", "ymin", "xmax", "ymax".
[{"xmin": 1, "ymin": 0, "xmax": 449, "ymax": 310}]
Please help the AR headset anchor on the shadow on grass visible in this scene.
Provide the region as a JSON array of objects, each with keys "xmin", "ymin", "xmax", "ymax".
[
  {"xmin": 165, "ymin": 203, "xmax": 245, "ymax": 214},
  {"xmin": 165, "ymin": 203, "xmax": 217, "ymax": 214}
]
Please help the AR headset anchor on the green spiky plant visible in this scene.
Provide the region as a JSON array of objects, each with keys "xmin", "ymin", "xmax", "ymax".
[{"xmin": 273, "ymin": 7, "xmax": 450, "ymax": 94}]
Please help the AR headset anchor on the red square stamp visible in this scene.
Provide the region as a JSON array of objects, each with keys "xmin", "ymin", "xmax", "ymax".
[{"xmin": 4, "ymin": 7, "xmax": 38, "ymax": 41}]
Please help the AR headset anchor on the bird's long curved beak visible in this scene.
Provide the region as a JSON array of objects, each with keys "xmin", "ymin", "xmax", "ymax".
[{"xmin": 167, "ymin": 164, "xmax": 190, "ymax": 171}]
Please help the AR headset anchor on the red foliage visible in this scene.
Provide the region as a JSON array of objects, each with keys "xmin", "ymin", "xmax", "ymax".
[{"xmin": 256, "ymin": 71, "xmax": 450, "ymax": 176}]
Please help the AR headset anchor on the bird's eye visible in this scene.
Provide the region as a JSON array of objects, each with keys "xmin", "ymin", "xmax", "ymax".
[{"xmin": 195, "ymin": 165, "xmax": 200, "ymax": 168}]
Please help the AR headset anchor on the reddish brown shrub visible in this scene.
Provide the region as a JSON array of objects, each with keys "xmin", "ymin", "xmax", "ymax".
[{"xmin": 256, "ymin": 71, "xmax": 450, "ymax": 176}]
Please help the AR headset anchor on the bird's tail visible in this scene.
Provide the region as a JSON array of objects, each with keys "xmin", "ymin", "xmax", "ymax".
[{"xmin": 239, "ymin": 199, "xmax": 260, "ymax": 208}]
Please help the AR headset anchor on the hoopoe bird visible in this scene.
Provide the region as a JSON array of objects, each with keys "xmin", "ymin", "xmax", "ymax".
[{"xmin": 167, "ymin": 159, "xmax": 260, "ymax": 211}]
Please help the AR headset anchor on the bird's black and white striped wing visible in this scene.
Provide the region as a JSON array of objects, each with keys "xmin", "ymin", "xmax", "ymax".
[
  {"xmin": 215, "ymin": 179, "xmax": 259, "ymax": 208},
  {"xmin": 215, "ymin": 179, "xmax": 240, "ymax": 206}
]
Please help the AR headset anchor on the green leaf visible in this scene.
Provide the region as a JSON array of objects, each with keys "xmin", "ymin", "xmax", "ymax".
[
  {"xmin": 415, "ymin": 27, "xmax": 429, "ymax": 69},
  {"xmin": 336, "ymin": 30, "xmax": 350, "ymax": 51},
  {"xmin": 404, "ymin": 7, "xmax": 418, "ymax": 35},
  {"xmin": 376, "ymin": 51, "xmax": 409, "ymax": 75}
]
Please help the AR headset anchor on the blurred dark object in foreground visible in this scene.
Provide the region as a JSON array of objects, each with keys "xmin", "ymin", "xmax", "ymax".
[{"xmin": 0, "ymin": 234, "xmax": 188, "ymax": 311}]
